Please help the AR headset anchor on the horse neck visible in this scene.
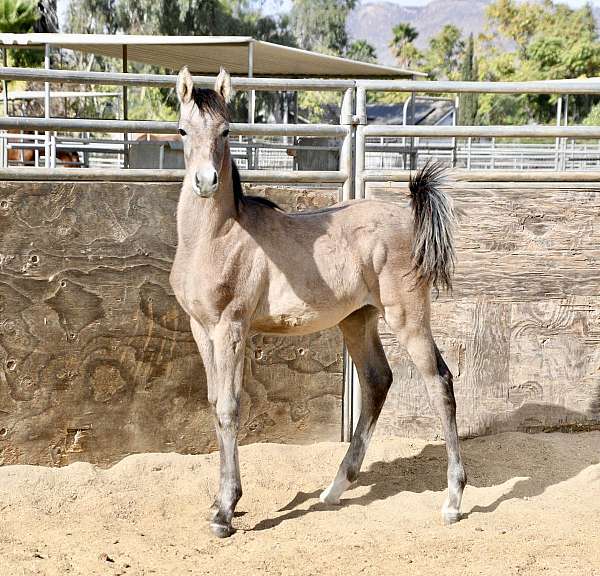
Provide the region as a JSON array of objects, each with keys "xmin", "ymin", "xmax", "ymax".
[{"xmin": 176, "ymin": 147, "xmax": 237, "ymax": 249}]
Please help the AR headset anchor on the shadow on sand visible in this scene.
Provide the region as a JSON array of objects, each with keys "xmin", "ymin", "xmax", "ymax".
[{"xmin": 252, "ymin": 401, "xmax": 600, "ymax": 532}]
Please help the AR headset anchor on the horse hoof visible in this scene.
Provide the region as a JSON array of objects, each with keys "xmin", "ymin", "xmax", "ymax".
[
  {"xmin": 442, "ymin": 510, "xmax": 462, "ymax": 525},
  {"xmin": 210, "ymin": 522, "xmax": 235, "ymax": 538},
  {"xmin": 319, "ymin": 487, "xmax": 341, "ymax": 505}
]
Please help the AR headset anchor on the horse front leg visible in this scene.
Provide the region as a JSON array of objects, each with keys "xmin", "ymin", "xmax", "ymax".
[
  {"xmin": 190, "ymin": 319, "xmax": 221, "ymax": 518},
  {"xmin": 208, "ymin": 320, "xmax": 246, "ymax": 538}
]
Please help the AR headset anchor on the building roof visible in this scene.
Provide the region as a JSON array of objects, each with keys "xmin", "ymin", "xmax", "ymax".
[{"xmin": 0, "ymin": 33, "xmax": 425, "ymax": 78}]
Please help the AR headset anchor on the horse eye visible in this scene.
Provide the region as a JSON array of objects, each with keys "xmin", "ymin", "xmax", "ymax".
[
  {"xmin": 178, "ymin": 128, "xmax": 187, "ymax": 137},
  {"xmin": 222, "ymin": 129, "xmax": 230, "ymax": 138}
]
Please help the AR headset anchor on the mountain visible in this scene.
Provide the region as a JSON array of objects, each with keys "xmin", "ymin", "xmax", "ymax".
[
  {"xmin": 348, "ymin": 0, "xmax": 600, "ymax": 67},
  {"xmin": 347, "ymin": 0, "xmax": 492, "ymax": 66}
]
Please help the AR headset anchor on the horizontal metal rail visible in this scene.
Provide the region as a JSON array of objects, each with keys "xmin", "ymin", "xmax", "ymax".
[
  {"xmin": 8, "ymin": 167, "xmax": 598, "ymax": 183},
  {"xmin": 360, "ymin": 169, "xmax": 600, "ymax": 182},
  {"xmin": 0, "ymin": 117, "xmax": 347, "ymax": 137},
  {"xmin": 4, "ymin": 67, "xmax": 600, "ymax": 95},
  {"xmin": 364, "ymin": 124, "xmax": 600, "ymax": 139},
  {"xmin": 358, "ymin": 79, "xmax": 600, "ymax": 94},
  {"xmin": 0, "ymin": 167, "xmax": 346, "ymax": 183},
  {"xmin": 0, "ymin": 66, "xmax": 354, "ymax": 91}
]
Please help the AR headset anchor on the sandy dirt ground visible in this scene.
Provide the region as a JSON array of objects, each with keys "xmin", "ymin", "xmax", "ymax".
[{"xmin": 0, "ymin": 431, "xmax": 599, "ymax": 576}]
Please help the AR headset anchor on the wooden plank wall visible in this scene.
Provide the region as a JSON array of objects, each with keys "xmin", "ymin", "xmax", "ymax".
[
  {"xmin": 369, "ymin": 181, "xmax": 600, "ymax": 440},
  {"xmin": 0, "ymin": 181, "xmax": 343, "ymax": 466},
  {"xmin": 1, "ymin": 177, "xmax": 599, "ymax": 467}
]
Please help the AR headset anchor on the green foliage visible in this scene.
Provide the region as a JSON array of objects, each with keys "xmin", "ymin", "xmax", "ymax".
[
  {"xmin": 583, "ymin": 101, "xmax": 600, "ymax": 126},
  {"xmin": 346, "ymin": 39, "xmax": 377, "ymax": 63},
  {"xmin": 127, "ymin": 87, "xmax": 179, "ymax": 121},
  {"xmin": 0, "ymin": 0, "xmax": 36, "ymax": 31},
  {"xmin": 458, "ymin": 34, "xmax": 478, "ymax": 125},
  {"xmin": 290, "ymin": 0, "xmax": 356, "ymax": 55},
  {"xmin": 423, "ymin": 25, "xmax": 464, "ymax": 80},
  {"xmin": 389, "ymin": 22, "xmax": 420, "ymax": 68},
  {"xmin": 297, "ymin": 91, "xmax": 340, "ymax": 123},
  {"xmin": 65, "ymin": 0, "xmax": 296, "ymax": 122},
  {"xmin": 0, "ymin": 0, "xmax": 44, "ymax": 67},
  {"xmin": 480, "ymin": 0, "xmax": 600, "ymax": 124}
]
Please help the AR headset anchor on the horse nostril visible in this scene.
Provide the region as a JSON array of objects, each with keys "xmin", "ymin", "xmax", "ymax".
[{"xmin": 212, "ymin": 172, "xmax": 218, "ymax": 186}]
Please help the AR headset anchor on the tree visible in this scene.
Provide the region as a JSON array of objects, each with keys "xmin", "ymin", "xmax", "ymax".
[
  {"xmin": 423, "ymin": 25, "xmax": 464, "ymax": 80},
  {"xmin": 583, "ymin": 101, "xmax": 600, "ymax": 126},
  {"xmin": 290, "ymin": 0, "xmax": 356, "ymax": 55},
  {"xmin": 346, "ymin": 40, "xmax": 377, "ymax": 63},
  {"xmin": 479, "ymin": 0, "xmax": 600, "ymax": 124},
  {"xmin": 0, "ymin": 0, "xmax": 45, "ymax": 66},
  {"xmin": 389, "ymin": 22, "xmax": 420, "ymax": 68},
  {"xmin": 33, "ymin": 0, "xmax": 58, "ymax": 32},
  {"xmin": 65, "ymin": 0, "xmax": 297, "ymax": 122},
  {"xmin": 458, "ymin": 34, "xmax": 478, "ymax": 125},
  {"xmin": 0, "ymin": 0, "xmax": 37, "ymax": 32}
]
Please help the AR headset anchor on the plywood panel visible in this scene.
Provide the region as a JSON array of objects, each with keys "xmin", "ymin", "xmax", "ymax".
[
  {"xmin": 0, "ymin": 181, "xmax": 343, "ymax": 466},
  {"xmin": 369, "ymin": 181, "xmax": 600, "ymax": 439}
]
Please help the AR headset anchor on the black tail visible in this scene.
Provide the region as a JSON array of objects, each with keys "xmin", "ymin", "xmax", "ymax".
[{"xmin": 409, "ymin": 160, "xmax": 456, "ymax": 292}]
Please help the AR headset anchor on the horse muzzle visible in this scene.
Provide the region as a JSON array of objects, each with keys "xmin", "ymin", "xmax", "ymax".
[{"xmin": 192, "ymin": 167, "xmax": 219, "ymax": 197}]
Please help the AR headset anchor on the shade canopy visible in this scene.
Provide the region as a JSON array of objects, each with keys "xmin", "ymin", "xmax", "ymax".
[{"xmin": 0, "ymin": 33, "xmax": 424, "ymax": 78}]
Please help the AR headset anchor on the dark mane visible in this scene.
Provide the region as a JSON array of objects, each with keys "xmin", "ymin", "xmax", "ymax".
[
  {"xmin": 192, "ymin": 88, "xmax": 231, "ymax": 121},
  {"xmin": 192, "ymin": 87, "xmax": 281, "ymax": 212},
  {"xmin": 231, "ymin": 161, "xmax": 282, "ymax": 212}
]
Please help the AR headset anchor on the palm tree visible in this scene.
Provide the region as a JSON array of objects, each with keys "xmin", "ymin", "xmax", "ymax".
[
  {"xmin": 389, "ymin": 22, "xmax": 420, "ymax": 68},
  {"xmin": 346, "ymin": 39, "xmax": 377, "ymax": 63}
]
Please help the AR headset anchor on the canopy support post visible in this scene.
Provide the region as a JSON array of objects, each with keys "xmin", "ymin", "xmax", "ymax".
[
  {"xmin": 2, "ymin": 48, "xmax": 7, "ymax": 168},
  {"xmin": 123, "ymin": 45, "xmax": 129, "ymax": 168},
  {"xmin": 247, "ymin": 41, "xmax": 255, "ymax": 170},
  {"xmin": 44, "ymin": 43, "xmax": 51, "ymax": 167}
]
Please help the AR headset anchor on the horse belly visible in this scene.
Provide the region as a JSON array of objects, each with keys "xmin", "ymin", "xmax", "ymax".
[{"xmin": 251, "ymin": 278, "xmax": 368, "ymax": 336}]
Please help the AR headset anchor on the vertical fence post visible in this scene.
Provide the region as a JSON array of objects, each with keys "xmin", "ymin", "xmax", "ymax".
[
  {"xmin": 354, "ymin": 86, "xmax": 366, "ymax": 201},
  {"xmin": 44, "ymin": 44, "xmax": 51, "ymax": 168},
  {"xmin": 340, "ymin": 86, "xmax": 356, "ymax": 442},
  {"xmin": 409, "ymin": 92, "xmax": 417, "ymax": 169},
  {"xmin": 561, "ymin": 95, "xmax": 568, "ymax": 171},
  {"xmin": 342, "ymin": 84, "xmax": 368, "ymax": 440},
  {"xmin": 340, "ymin": 88, "xmax": 354, "ymax": 202},
  {"xmin": 467, "ymin": 136, "xmax": 472, "ymax": 170},
  {"xmin": 2, "ymin": 47, "xmax": 8, "ymax": 116},
  {"xmin": 122, "ymin": 45, "xmax": 129, "ymax": 169},
  {"xmin": 50, "ymin": 133, "xmax": 56, "ymax": 168},
  {"xmin": 555, "ymin": 95, "xmax": 562, "ymax": 171},
  {"xmin": 2, "ymin": 47, "xmax": 8, "ymax": 168},
  {"xmin": 452, "ymin": 95, "xmax": 458, "ymax": 168},
  {"xmin": 247, "ymin": 41, "xmax": 255, "ymax": 170}
]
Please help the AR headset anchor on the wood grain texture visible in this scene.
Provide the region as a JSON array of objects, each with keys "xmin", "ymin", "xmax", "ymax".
[
  {"xmin": 369, "ymin": 182, "xmax": 600, "ymax": 440},
  {"xmin": 0, "ymin": 181, "xmax": 343, "ymax": 467}
]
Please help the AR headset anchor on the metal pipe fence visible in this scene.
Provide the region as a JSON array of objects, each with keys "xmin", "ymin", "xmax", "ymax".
[
  {"xmin": 0, "ymin": 66, "xmax": 353, "ymax": 186},
  {"xmin": 353, "ymin": 79, "xmax": 600, "ymax": 199}
]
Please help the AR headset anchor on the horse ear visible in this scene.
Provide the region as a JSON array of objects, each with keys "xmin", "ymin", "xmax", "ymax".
[
  {"xmin": 177, "ymin": 66, "xmax": 194, "ymax": 104},
  {"xmin": 214, "ymin": 67, "xmax": 233, "ymax": 103}
]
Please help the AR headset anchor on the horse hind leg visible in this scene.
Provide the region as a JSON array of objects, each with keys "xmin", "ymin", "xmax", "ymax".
[
  {"xmin": 320, "ymin": 306, "xmax": 393, "ymax": 504},
  {"xmin": 384, "ymin": 303, "xmax": 467, "ymax": 524}
]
